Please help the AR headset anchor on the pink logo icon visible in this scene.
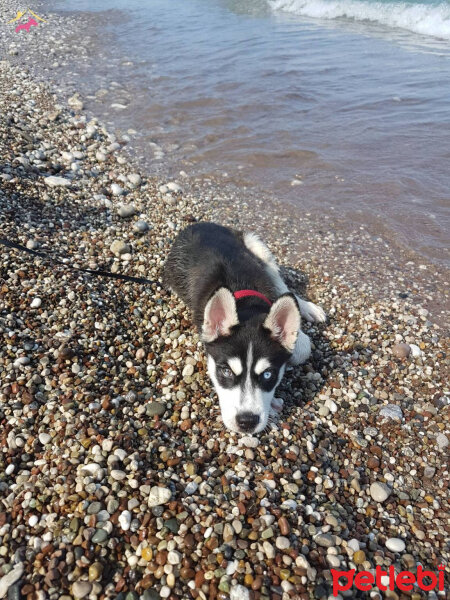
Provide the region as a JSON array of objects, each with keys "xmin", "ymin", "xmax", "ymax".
[
  {"xmin": 8, "ymin": 9, "xmax": 47, "ymax": 33},
  {"xmin": 15, "ymin": 17, "xmax": 38, "ymax": 33}
]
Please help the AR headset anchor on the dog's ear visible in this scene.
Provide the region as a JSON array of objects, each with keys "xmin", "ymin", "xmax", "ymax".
[
  {"xmin": 202, "ymin": 287, "xmax": 239, "ymax": 342},
  {"xmin": 263, "ymin": 294, "xmax": 301, "ymax": 352}
]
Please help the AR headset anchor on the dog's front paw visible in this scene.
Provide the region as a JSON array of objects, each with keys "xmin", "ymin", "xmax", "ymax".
[
  {"xmin": 300, "ymin": 300, "xmax": 326, "ymax": 323},
  {"xmin": 270, "ymin": 397, "xmax": 284, "ymax": 414}
]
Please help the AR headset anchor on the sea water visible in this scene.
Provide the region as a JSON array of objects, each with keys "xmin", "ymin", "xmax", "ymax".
[{"xmin": 52, "ymin": 0, "xmax": 450, "ymax": 266}]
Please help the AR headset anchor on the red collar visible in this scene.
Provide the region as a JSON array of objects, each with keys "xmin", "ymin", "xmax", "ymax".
[{"xmin": 234, "ymin": 289, "xmax": 272, "ymax": 306}]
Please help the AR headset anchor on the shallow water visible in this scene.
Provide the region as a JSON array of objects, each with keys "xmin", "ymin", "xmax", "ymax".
[{"xmin": 53, "ymin": 0, "xmax": 450, "ymax": 267}]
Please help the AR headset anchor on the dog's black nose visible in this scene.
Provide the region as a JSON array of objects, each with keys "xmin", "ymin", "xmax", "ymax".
[{"xmin": 236, "ymin": 412, "xmax": 260, "ymax": 432}]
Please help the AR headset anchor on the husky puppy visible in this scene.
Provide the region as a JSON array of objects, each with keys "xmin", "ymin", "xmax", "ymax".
[{"xmin": 163, "ymin": 222, "xmax": 325, "ymax": 434}]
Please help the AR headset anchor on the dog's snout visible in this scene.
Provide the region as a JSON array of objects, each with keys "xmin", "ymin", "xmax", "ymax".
[{"xmin": 236, "ymin": 411, "xmax": 260, "ymax": 432}]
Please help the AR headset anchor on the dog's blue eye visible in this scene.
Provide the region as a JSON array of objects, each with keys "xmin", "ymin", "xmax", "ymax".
[
  {"xmin": 262, "ymin": 370, "xmax": 273, "ymax": 380},
  {"xmin": 220, "ymin": 367, "xmax": 233, "ymax": 378}
]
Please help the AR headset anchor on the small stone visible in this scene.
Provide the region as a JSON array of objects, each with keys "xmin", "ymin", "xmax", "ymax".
[
  {"xmin": 276, "ymin": 536, "xmax": 290, "ymax": 550},
  {"xmin": 0, "ymin": 563, "xmax": 24, "ymax": 598},
  {"xmin": 325, "ymin": 398, "xmax": 338, "ymax": 413},
  {"xmin": 128, "ymin": 173, "xmax": 142, "ymax": 187},
  {"xmin": 239, "ymin": 435, "xmax": 260, "ymax": 448},
  {"xmin": 353, "ymin": 550, "xmax": 366, "ymax": 565},
  {"xmin": 38, "ymin": 432, "xmax": 51, "ymax": 445},
  {"xmin": 314, "ymin": 533, "xmax": 335, "ymax": 548},
  {"xmin": 230, "ymin": 585, "xmax": 250, "ymax": 600},
  {"xmin": 118, "ymin": 510, "xmax": 132, "ymax": 531},
  {"xmin": 436, "ymin": 433, "xmax": 448, "ymax": 451},
  {"xmin": 392, "ymin": 343, "xmax": 410, "ymax": 358},
  {"xmin": 110, "ymin": 240, "xmax": 131, "ymax": 256},
  {"xmin": 44, "ymin": 176, "xmax": 71, "ymax": 187},
  {"xmin": 370, "ymin": 482, "xmax": 391, "ymax": 502},
  {"xmin": 88, "ymin": 562, "xmax": 103, "ymax": 581},
  {"xmin": 146, "ymin": 401, "xmax": 166, "ymax": 417},
  {"xmin": 133, "ymin": 220, "xmax": 150, "ymax": 233},
  {"xmin": 148, "ymin": 486, "xmax": 172, "ymax": 507},
  {"xmin": 423, "ymin": 466, "xmax": 436, "ymax": 479},
  {"xmin": 182, "ymin": 364, "xmax": 194, "ymax": 378},
  {"xmin": 185, "ymin": 481, "xmax": 198, "ymax": 495},
  {"xmin": 409, "ymin": 344, "xmax": 422, "ymax": 357},
  {"xmin": 14, "ymin": 357, "xmax": 30, "ymax": 367},
  {"xmin": 386, "ymin": 538, "xmax": 406, "ymax": 553},
  {"xmin": 91, "ymin": 529, "xmax": 108, "ymax": 543},
  {"xmin": 68, "ymin": 93, "xmax": 83, "ymax": 111},
  {"xmin": 278, "ymin": 516, "xmax": 290, "ymax": 535},
  {"xmin": 379, "ymin": 404, "xmax": 403, "ymax": 421},
  {"xmin": 166, "ymin": 182, "xmax": 182, "ymax": 193},
  {"xmin": 72, "ymin": 581, "xmax": 92, "ymax": 598},
  {"xmin": 111, "ymin": 183, "xmax": 123, "ymax": 196},
  {"xmin": 111, "ymin": 470, "xmax": 127, "ymax": 481},
  {"xmin": 28, "ymin": 515, "xmax": 38, "ymax": 527},
  {"xmin": 168, "ymin": 550, "xmax": 181, "ymax": 565},
  {"xmin": 118, "ymin": 204, "xmax": 136, "ymax": 218},
  {"xmin": 261, "ymin": 527, "xmax": 274, "ymax": 539}
]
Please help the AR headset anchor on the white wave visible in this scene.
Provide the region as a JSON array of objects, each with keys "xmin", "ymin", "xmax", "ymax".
[{"xmin": 268, "ymin": 0, "xmax": 450, "ymax": 40}]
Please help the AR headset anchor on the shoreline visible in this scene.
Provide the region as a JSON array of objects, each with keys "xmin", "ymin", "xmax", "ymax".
[
  {"xmin": 1, "ymin": 2, "xmax": 449, "ymax": 600},
  {"xmin": 2, "ymin": 1, "xmax": 450, "ymax": 292}
]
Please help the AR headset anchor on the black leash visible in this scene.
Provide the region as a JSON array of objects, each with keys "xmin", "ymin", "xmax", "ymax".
[{"xmin": 0, "ymin": 237, "xmax": 161, "ymax": 287}]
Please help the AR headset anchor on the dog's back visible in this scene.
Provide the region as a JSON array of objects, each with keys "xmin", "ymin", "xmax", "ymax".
[{"xmin": 163, "ymin": 222, "xmax": 277, "ymax": 328}]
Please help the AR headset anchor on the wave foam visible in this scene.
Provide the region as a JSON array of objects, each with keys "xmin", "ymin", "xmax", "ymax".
[{"xmin": 268, "ymin": 0, "xmax": 450, "ymax": 40}]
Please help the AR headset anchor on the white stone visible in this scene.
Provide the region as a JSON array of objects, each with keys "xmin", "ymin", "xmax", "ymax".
[
  {"xmin": 386, "ymin": 538, "xmax": 406, "ymax": 552},
  {"xmin": 111, "ymin": 183, "xmax": 123, "ymax": 196},
  {"xmin": 0, "ymin": 563, "xmax": 24, "ymax": 598},
  {"xmin": 147, "ymin": 486, "xmax": 172, "ymax": 507},
  {"xmin": 275, "ymin": 536, "xmax": 290, "ymax": 550},
  {"xmin": 5, "ymin": 465, "xmax": 15, "ymax": 475},
  {"xmin": 347, "ymin": 538, "xmax": 360, "ymax": 552},
  {"xmin": 118, "ymin": 510, "xmax": 131, "ymax": 531},
  {"xmin": 239, "ymin": 436, "xmax": 260, "ymax": 448},
  {"xmin": 168, "ymin": 550, "xmax": 181, "ymax": 565},
  {"xmin": 80, "ymin": 463, "xmax": 103, "ymax": 478},
  {"xmin": 44, "ymin": 176, "xmax": 71, "ymax": 187},
  {"xmin": 14, "ymin": 357, "xmax": 30, "ymax": 367},
  {"xmin": 185, "ymin": 481, "xmax": 198, "ymax": 495},
  {"xmin": 110, "ymin": 470, "xmax": 127, "ymax": 481},
  {"xmin": 38, "ymin": 433, "xmax": 51, "ymax": 445},
  {"xmin": 325, "ymin": 398, "xmax": 338, "ymax": 413},
  {"xmin": 409, "ymin": 344, "xmax": 422, "ymax": 357},
  {"xmin": 28, "ymin": 515, "xmax": 38, "ymax": 527},
  {"xmin": 128, "ymin": 173, "xmax": 142, "ymax": 187},
  {"xmin": 30, "ymin": 297, "xmax": 42, "ymax": 308},
  {"xmin": 370, "ymin": 482, "xmax": 391, "ymax": 502},
  {"xmin": 166, "ymin": 182, "xmax": 182, "ymax": 193}
]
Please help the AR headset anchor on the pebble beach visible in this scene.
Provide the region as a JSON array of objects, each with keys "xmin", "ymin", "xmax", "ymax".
[{"xmin": 0, "ymin": 2, "xmax": 449, "ymax": 600}]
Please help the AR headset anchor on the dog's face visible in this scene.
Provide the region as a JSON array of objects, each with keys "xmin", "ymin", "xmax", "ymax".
[{"xmin": 202, "ymin": 288, "xmax": 301, "ymax": 433}]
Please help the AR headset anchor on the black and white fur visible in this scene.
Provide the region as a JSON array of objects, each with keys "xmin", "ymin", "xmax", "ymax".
[{"xmin": 163, "ymin": 222, "xmax": 325, "ymax": 434}]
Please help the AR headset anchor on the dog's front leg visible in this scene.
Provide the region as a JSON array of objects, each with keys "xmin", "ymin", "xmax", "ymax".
[{"xmin": 288, "ymin": 329, "xmax": 311, "ymax": 365}]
